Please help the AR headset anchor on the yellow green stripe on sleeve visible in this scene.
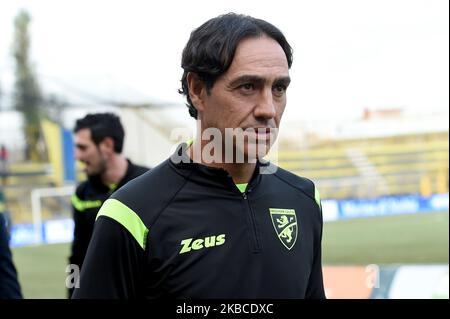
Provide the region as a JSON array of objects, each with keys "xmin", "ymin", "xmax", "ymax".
[
  {"xmin": 71, "ymin": 194, "xmax": 103, "ymax": 212},
  {"xmin": 96, "ymin": 198, "xmax": 149, "ymax": 250},
  {"xmin": 314, "ymin": 186, "xmax": 321, "ymax": 209}
]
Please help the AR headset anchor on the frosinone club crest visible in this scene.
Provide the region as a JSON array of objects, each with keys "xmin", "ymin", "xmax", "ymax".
[{"xmin": 269, "ymin": 208, "xmax": 298, "ymax": 250}]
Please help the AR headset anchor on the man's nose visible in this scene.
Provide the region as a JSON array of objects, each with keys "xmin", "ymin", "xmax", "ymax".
[{"xmin": 254, "ymin": 88, "xmax": 276, "ymax": 120}]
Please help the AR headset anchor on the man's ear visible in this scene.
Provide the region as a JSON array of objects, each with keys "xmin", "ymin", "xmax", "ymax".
[
  {"xmin": 99, "ymin": 137, "xmax": 115, "ymax": 154},
  {"xmin": 187, "ymin": 72, "xmax": 207, "ymax": 112}
]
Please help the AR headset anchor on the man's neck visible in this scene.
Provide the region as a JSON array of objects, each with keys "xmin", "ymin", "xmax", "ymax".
[
  {"xmin": 217, "ymin": 162, "xmax": 256, "ymax": 184},
  {"xmin": 188, "ymin": 139, "xmax": 256, "ymax": 184},
  {"xmin": 101, "ymin": 155, "xmax": 128, "ymax": 186}
]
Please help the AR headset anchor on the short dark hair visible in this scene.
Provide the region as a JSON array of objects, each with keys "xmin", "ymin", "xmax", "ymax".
[
  {"xmin": 74, "ymin": 113, "xmax": 124, "ymax": 153},
  {"xmin": 179, "ymin": 13, "xmax": 293, "ymax": 119}
]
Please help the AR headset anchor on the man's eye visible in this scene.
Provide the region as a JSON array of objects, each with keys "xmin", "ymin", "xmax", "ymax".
[
  {"xmin": 273, "ymin": 85, "xmax": 287, "ymax": 95},
  {"xmin": 274, "ymin": 85, "xmax": 286, "ymax": 92},
  {"xmin": 240, "ymin": 83, "xmax": 254, "ymax": 91}
]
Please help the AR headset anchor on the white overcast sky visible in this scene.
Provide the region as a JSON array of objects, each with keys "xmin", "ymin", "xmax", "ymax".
[{"xmin": 0, "ymin": 0, "xmax": 448, "ymax": 124}]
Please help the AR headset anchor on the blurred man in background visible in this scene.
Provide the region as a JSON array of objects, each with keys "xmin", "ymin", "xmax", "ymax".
[
  {"xmin": 73, "ymin": 13, "xmax": 325, "ymax": 299},
  {"xmin": 68, "ymin": 113, "xmax": 148, "ymax": 298},
  {"xmin": 0, "ymin": 211, "xmax": 22, "ymax": 299}
]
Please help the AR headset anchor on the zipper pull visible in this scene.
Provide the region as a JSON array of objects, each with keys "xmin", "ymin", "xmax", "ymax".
[{"xmin": 242, "ymin": 188, "xmax": 252, "ymax": 199}]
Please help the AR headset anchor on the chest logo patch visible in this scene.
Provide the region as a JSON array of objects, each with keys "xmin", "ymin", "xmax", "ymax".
[
  {"xmin": 179, "ymin": 234, "xmax": 226, "ymax": 254},
  {"xmin": 269, "ymin": 208, "xmax": 298, "ymax": 250}
]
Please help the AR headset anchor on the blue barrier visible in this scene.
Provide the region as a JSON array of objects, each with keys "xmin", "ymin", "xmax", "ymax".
[
  {"xmin": 10, "ymin": 218, "xmax": 73, "ymax": 247},
  {"xmin": 338, "ymin": 193, "xmax": 449, "ymax": 220},
  {"xmin": 10, "ymin": 223, "xmax": 42, "ymax": 247}
]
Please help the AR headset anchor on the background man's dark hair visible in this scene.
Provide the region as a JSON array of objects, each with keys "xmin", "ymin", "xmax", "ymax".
[
  {"xmin": 178, "ymin": 12, "xmax": 293, "ymax": 119},
  {"xmin": 74, "ymin": 113, "xmax": 125, "ymax": 153}
]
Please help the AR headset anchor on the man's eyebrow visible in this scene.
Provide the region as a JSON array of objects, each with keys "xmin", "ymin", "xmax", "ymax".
[
  {"xmin": 273, "ymin": 76, "xmax": 291, "ymax": 86},
  {"xmin": 229, "ymin": 75, "xmax": 265, "ymax": 87},
  {"xmin": 229, "ymin": 75, "xmax": 291, "ymax": 87}
]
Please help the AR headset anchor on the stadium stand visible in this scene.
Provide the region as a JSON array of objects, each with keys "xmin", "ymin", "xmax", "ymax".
[
  {"xmin": 278, "ymin": 131, "xmax": 449, "ymax": 200},
  {"xmin": 1, "ymin": 162, "xmax": 65, "ymax": 223}
]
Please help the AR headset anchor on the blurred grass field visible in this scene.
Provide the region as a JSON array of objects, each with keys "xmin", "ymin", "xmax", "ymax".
[
  {"xmin": 11, "ymin": 211, "xmax": 449, "ymax": 299},
  {"xmin": 323, "ymin": 211, "xmax": 449, "ymax": 265}
]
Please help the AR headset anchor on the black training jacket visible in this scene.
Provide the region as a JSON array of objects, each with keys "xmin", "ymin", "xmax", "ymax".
[{"xmin": 73, "ymin": 144, "xmax": 325, "ymax": 299}]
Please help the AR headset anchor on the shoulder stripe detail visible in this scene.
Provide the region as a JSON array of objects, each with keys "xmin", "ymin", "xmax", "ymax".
[
  {"xmin": 314, "ymin": 186, "xmax": 321, "ymax": 209},
  {"xmin": 71, "ymin": 194, "xmax": 102, "ymax": 212},
  {"xmin": 96, "ymin": 199, "xmax": 148, "ymax": 250}
]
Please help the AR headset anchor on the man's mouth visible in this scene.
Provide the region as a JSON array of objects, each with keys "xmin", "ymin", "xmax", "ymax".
[
  {"xmin": 243, "ymin": 127, "xmax": 275, "ymax": 140},
  {"xmin": 81, "ymin": 161, "xmax": 90, "ymax": 170}
]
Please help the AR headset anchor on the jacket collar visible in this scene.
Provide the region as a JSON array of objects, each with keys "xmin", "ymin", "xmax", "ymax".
[{"xmin": 88, "ymin": 159, "xmax": 134, "ymax": 192}]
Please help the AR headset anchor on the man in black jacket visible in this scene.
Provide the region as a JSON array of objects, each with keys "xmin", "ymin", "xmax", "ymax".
[
  {"xmin": 68, "ymin": 113, "xmax": 148, "ymax": 297},
  {"xmin": 73, "ymin": 13, "xmax": 325, "ymax": 299},
  {"xmin": 0, "ymin": 212, "xmax": 22, "ymax": 299}
]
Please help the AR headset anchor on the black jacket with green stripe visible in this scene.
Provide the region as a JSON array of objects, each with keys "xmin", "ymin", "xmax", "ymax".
[
  {"xmin": 69, "ymin": 160, "xmax": 148, "ymax": 276},
  {"xmin": 73, "ymin": 144, "xmax": 325, "ymax": 299}
]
